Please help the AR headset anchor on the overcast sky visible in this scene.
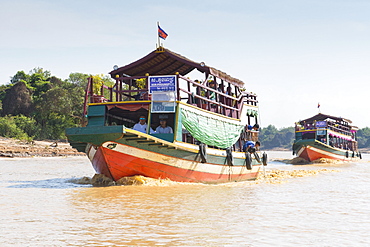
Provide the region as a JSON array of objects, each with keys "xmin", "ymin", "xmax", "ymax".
[{"xmin": 1, "ymin": 0, "xmax": 369, "ymax": 128}]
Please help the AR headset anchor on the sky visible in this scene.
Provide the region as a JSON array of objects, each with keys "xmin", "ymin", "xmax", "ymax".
[{"xmin": 1, "ymin": 0, "xmax": 370, "ymax": 128}]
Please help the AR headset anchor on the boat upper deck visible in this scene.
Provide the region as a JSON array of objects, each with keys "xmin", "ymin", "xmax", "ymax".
[{"xmin": 86, "ymin": 47, "xmax": 259, "ymax": 120}]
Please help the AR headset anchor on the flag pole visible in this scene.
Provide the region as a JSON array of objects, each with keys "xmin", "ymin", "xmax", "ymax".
[{"xmin": 157, "ymin": 21, "xmax": 160, "ymax": 49}]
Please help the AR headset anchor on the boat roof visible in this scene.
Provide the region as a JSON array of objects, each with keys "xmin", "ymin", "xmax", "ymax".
[
  {"xmin": 109, "ymin": 47, "xmax": 244, "ymax": 88},
  {"xmin": 299, "ymin": 113, "xmax": 353, "ymax": 124}
]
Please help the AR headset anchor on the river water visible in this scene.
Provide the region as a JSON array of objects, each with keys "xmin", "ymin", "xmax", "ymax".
[{"xmin": 1, "ymin": 152, "xmax": 370, "ymax": 246}]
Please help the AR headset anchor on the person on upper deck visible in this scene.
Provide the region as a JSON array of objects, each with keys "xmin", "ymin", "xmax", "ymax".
[
  {"xmin": 243, "ymin": 124, "xmax": 260, "ymax": 141},
  {"xmin": 252, "ymin": 124, "xmax": 259, "ymax": 131},
  {"xmin": 208, "ymin": 80, "xmax": 217, "ymax": 101},
  {"xmin": 155, "ymin": 119, "xmax": 173, "ymax": 134}
]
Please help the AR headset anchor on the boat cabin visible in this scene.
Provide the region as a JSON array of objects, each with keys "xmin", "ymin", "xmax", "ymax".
[{"xmin": 84, "ymin": 47, "xmax": 260, "ymax": 151}]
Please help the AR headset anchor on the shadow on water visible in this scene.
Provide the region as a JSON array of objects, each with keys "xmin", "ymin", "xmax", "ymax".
[{"xmin": 5, "ymin": 177, "xmax": 92, "ymax": 189}]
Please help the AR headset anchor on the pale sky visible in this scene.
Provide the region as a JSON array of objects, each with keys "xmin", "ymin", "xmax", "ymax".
[{"xmin": 1, "ymin": 0, "xmax": 370, "ymax": 128}]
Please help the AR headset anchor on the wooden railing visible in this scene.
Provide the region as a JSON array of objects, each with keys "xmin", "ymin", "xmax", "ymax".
[{"xmin": 85, "ymin": 75, "xmax": 258, "ymax": 119}]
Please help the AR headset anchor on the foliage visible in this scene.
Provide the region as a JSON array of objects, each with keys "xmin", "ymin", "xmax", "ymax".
[
  {"xmin": 357, "ymin": 127, "xmax": 370, "ymax": 148},
  {"xmin": 0, "ymin": 116, "xmax": 31, "ymax": 141},
  {"xmin": 91, "ymin": 74, "xmax": 114, "ymax": 95},
  {"xmin": 135, "ymin": 78, "xmax": 146, "ymax": 89},
  {"xmin": 0, "ymin": 68, "xmax": 89, "ymax": 141},
  {"xmin": 259, "ymin": 125, "xmax": 295, "ymax": 150},
  {"xmin": 67, "ymin": 72, "xmax": 90, "ymax": 88},
  {"xmin": 13, "ymin": 115, "xmax": 39, "ymax": 139},
  {"xmin": 1, "ymin": 80, "xmax": 33, "ymax": 116}
]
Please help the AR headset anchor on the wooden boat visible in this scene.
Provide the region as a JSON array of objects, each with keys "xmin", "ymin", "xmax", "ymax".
[
  {"xmin": 292, "ymin": 113, "xmax": 361, "ymax": 162},
  {"xmin": 66, "ymin": 46, "xmax": 267, "ymax": 183}
]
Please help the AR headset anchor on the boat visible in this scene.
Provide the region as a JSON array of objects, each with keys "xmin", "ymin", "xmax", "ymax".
[
  {"xmin": 292, "ymin": 113, "xmax": 361, "ymax": 162},
  {"xmin": 66, "ymin": 46, "xmax": 267, "ymax": 183}
]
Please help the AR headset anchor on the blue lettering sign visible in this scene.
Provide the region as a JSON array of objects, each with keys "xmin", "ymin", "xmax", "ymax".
[
  {"xmin": 149, "ymin": 75, "xmax": 177, "ymax": 93},
  {"xmin": 316, "ymin": 121, "xmax": 327, "ymax": 128}
]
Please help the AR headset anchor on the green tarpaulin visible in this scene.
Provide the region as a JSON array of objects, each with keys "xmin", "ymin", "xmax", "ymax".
[{"xmin": 180, "ymin": 107, "xmax": 245, "ymax": 148}]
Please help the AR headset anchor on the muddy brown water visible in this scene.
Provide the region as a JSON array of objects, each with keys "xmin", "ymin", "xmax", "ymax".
[{"xmin": 1, "ymin": 152, "xmax": 370, "ymax": 246}]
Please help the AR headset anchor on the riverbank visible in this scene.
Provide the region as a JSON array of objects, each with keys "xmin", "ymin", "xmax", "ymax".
[{"xmin": 0, "ymin": 137, "xmax": 84, "ymax": 157}]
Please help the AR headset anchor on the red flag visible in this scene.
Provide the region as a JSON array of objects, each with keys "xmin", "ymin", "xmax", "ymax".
[{"xmin": 158, "ymin": 25, "xmax": 168, "ymax": 40}]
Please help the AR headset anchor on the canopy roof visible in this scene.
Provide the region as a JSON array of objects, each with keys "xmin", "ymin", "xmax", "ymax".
[
  {"xmin": 109, "ymin": 47, "xmax": 244, "ymax": 87},
  {"xmin": 299, "ymin": 113, "xmax": 353, "ymax": 125}
]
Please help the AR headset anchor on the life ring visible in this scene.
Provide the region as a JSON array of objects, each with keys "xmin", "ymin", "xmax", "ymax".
[
  {"xmin": 262, "ymin": 152, "xmax": 268, "ymax": 166},
  {"xmin": 245, "ymin": 152, "xmax": 252, "ymax": 170},
  {"xmin": 199, "ymin": 143, "xmax": 207, "ymax": 163}
]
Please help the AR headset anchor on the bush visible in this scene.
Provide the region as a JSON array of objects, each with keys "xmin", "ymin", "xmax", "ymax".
[{"xmin": 0, "ymin": 116, "xmax": 31, "ymax": 141}]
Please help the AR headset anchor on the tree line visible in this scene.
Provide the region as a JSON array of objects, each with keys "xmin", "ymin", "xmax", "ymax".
[
  {"xmin": 0, "ymin": 68, "xmax": 112, "ymax": 141},
  {"xmin": 0, "ymin": 68, "xmax": 370, "ymax": 149}
]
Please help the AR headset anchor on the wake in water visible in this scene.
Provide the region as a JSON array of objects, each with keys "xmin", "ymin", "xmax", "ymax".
[
  {"xmin": 68, "ymin": 168, "xmax": 339, "ymax": 187},
  {"xmin": 255, "ymin": 169, "xmax": 339, "ymax": 184},
  {"xmin": 69, "ymin": 174, "xmax": 180, "ymax": 187},
  {"xmin": 274, "ymin": 157, "xmax": 347, "ymax": 165}
]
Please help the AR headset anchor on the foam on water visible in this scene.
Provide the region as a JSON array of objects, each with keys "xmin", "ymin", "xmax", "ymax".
[{"xmin": 68, "ymin": 167, "xmax": 339, "ymax": 187}]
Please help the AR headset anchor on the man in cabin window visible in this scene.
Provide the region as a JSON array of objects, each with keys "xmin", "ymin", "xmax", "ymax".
[
  {"xmin": 155, "ymin": 119, "xmax": 173, "ymax": 134},
  {"xmin": 133, "ymin": 115, "xmax": 154, "ymax": 133}
]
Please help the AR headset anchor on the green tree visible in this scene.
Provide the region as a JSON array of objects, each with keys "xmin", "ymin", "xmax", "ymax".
[
  {"xmin": 259, "ymin": 125, "xmax": 294, "ymax": 149},
  {"xmin": 67, "ymin": 72, "xmax": 90, "ymax": 88},
  {"xmin": 1, "ymin": 80, "xmax": 33, "ymax": 116},
  {"xmin": 13, "ymin": 115, "xmax": 39, "ymax": 139},
  {"xmin": 11, "ymin": 70, "xmax": 29, "ymax": 84},
  {"xmin": 357, "ymin": 127, "xmax": 370, "ymax": 148},
  {"xmin": 0, "ymin": 116, "xmax": 30, "ymax": 140}
]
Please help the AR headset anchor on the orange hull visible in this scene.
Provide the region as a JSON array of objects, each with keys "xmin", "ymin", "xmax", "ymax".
[{"xmin": 89, "ymin": 143, "xmax": 260, "ymax": 183}]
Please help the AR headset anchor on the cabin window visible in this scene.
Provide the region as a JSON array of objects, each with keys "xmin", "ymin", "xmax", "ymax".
[{"xmin": 302, "ymin": 132, "xmax": 315, "ymax": 139}]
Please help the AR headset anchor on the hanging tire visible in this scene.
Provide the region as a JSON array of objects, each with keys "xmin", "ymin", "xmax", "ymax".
[
  {"xmin": 226, "ymin": 147, "xmax": 233, "ymax": 166},
  {"xmin": 262, "ymin": 152, "xmax": 268, "ymax": 166},
  {"xmin": 199, "ymin": 143, "xmax": 207, "ymax": 163},
  {"xmin": 345, "ymin": 151, "xmax": 349, "ymax": 158},
  {"xmin": 254, "ymin": 152, "xmax": 261, "ymax": 163},
  {"xmin": 359, "ymin": 152, "xmax": 362, "ymax": 159},
  {"xmin": 245, "ymin": 152, "xmax": 252, "ymax": 170}
]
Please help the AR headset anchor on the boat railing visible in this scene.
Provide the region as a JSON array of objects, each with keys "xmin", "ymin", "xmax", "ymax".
[
  {"xmin": 178, "ymin": 75, "xmax": 257, "ymax": 118},
  {"xmin": 85, "ymin": 75, "xmax": 258, "ymax": 119}
]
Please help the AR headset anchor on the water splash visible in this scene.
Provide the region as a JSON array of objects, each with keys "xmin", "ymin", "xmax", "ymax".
[
  {"xmin": 256, "ymin": 169, "xmax": 339, "ymax": 184},
  {"xmin": 274, "ymin": 157, "xmax": 347, "ymax": 165}
]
